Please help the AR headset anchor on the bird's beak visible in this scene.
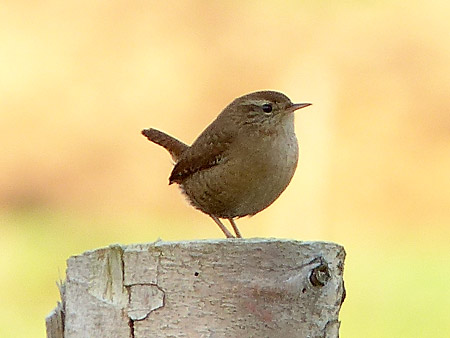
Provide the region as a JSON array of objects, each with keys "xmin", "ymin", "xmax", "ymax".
[{"xmin": 288, "ymin": 103, "xmax": 312, "ymax": 112}]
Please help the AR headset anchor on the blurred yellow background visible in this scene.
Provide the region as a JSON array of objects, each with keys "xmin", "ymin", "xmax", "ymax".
[{"xmin": 1, "ymin": 1, "xmax": 449, "ymax": 337}]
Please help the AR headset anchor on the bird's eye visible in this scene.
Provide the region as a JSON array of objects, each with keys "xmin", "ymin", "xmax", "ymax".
[{"xmin": 261, "ymin": 103, "xmax": 273, "ymax": 113}]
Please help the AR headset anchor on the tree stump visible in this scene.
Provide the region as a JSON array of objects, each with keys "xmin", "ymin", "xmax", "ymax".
[{"xmin": 46, "ymin": 239, "xmax": 346, "ymax": 338}]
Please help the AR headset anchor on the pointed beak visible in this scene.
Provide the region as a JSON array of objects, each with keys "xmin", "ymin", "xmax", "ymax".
[{"xmin": 288, "ymin": 103, "xmax": 312, "ymax": 112}]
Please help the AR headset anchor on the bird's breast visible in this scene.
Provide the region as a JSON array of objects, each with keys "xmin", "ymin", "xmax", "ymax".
[{"xmin": 180, "ymin": 125, "xmax": 299, "ymax": 218}]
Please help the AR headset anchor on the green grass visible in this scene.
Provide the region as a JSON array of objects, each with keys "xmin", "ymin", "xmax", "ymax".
[{"xmin": 0, "ymin": 209, "xmax": 449, "ymax": 337}]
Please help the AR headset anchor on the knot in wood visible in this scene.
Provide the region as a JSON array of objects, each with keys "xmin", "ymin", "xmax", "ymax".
[{"xmin": 309, "ymin": 261, "xmax": 331, "ymax": 287}]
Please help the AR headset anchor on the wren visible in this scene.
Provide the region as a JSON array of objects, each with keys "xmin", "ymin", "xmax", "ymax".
[{"xmin": 142, "ymin": 90, "xmax": 311, "ymax": 238}]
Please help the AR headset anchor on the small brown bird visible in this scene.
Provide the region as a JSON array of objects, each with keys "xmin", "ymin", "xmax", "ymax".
[{"xmin": 142, "ymin": 90, "xmax": 311, "ymax": 238}]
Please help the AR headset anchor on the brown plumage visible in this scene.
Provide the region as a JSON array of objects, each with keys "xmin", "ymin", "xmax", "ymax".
[{"xmin": 142, "ymin": 90, "xmax": 311, "ymax": 238}]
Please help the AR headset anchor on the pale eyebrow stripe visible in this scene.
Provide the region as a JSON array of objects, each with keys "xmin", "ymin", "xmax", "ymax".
[{"xmin": 241, "ymin": 99, "xmax": 268, "ymax": 106}]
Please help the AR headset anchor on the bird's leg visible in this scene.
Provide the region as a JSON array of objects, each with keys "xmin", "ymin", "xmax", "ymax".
[
  {"xmin": 228, "ymin": 218, "xmax": 242, "ymax": 238},
  {"xmin": 210, "ymin": 215, "xmax": 235, "ymax": 238}
]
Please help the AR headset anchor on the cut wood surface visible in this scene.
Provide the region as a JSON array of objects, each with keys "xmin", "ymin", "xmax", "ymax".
[{"xmin": 46, "ymin": 239, "xmax": 346, "ymax": 338}]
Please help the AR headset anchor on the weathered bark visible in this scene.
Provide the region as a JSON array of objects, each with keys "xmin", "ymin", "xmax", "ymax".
[{"xmin": 46, "ymin": 239, "xmax": 346, "ymax": 338}]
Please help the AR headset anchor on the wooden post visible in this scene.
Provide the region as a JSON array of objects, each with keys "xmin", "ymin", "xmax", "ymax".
[{"xmin": 46, "ymin": 239, "xmax": 346, "ymax": 338}]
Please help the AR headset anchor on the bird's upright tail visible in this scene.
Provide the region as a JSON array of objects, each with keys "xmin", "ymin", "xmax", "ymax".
[{"xmin": 142, "ymin": 128, "xmax": 188, "ymax": 162}]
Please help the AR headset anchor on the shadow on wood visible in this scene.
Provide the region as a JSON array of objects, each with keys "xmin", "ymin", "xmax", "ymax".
[{"xmin": 46, "ymin": 239, "xmax": 346, "ymax": 338}]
